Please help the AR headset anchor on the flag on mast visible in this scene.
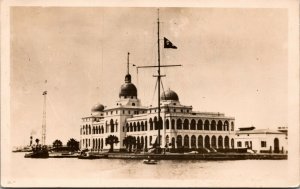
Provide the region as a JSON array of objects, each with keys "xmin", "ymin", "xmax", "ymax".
[{"xmin": 164, "ymin": 37, "xmax": 177, "ymax": 49}]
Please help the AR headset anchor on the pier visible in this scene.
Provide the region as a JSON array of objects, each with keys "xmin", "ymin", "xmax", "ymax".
[{"xmin": 46, "ymin": 152, "xmax": 287, "ymax": 160}]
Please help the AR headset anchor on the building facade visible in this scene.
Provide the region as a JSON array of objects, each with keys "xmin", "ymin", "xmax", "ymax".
[
  {"xmin": 79, "ymin": 71, "xmax": 236, "ymax": 152},
  {"xmin": 235, "ymin": 127, "xmax": 288, "ymax": 153}
]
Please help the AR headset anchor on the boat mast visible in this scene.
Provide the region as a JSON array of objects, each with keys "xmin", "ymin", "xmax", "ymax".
[
  {"xmin": 136, "ymin": 9, "xmax": 181, "ymax": 152},
  {"xmin": 157, "ymin": 9, "xmax": 161, "ymax": 148}
]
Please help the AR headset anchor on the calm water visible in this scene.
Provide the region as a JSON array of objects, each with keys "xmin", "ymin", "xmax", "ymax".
[{"xmin": 6, "ymin": 152, "xmax": 290, "ymax": 187}]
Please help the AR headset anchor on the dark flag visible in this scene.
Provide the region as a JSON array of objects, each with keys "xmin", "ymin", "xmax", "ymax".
[
  {"xmin": 164, "ymin": 37, "xmax": 177, "ymax": 49},
  {"xmin": 43, "ymin": 91, "xmax": 47, "ymax": 95}
]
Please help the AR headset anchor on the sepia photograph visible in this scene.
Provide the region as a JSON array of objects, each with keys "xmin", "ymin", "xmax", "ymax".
[{"xmin": 1, "ymin": 0, "xmax": 299, "ymax": 187}]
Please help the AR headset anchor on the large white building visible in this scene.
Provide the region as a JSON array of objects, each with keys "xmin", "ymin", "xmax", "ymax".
[{"xmin": 79, "ymin": 70, "xmax": 236, "ymax": 152}]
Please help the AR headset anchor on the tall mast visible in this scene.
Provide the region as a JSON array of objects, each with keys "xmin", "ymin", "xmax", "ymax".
[
  {"xmin": 157, "ymin": 9, "xmax": 161, "ymax": 148},
  {"xmin": 41, "ymin": 81, "xmax": 47, "ymax": 146},
  {"xmin": 136, "ymin": 9, "xmax": 181, "ymax": 153}
]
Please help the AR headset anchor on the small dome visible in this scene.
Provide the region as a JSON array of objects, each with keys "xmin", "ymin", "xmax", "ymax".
[
  {"xmin": 91, "ymin": 103, "xmax": 105, "ymax": 112},
  {"xmin": 161, "ymin": 89, "xmax": 179, "ymax": 101},
  {"xmin": 119, "ymin": 83, "xmax": 137, "ymax": 98}
]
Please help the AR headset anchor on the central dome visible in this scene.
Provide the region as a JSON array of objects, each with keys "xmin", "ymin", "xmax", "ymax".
[
  {"xmin": 119, "ymin": 83, "xmax": 137, "ymax": 97},
  {"xmin": 161, "ymin": 89, "xmax": 179, "ymax": 101},
  {"xmin": 119, "ymin": 74, "xmax": 137, "ymax": 98}
]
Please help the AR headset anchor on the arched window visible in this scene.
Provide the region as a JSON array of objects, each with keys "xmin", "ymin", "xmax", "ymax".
[
  {"xmin": 145, "ymin": 121, "xmax": 148, "ymax": 131},
  {"xmin": 211, "ymin": 136, "xmax": 217, "ymax": 148},
  {"xmin": 130, "ymin": 123, "xmax": 133, "ymax": 132},
  {"xmin": 126, "ymin": 123, "xmax": 129, "ymax": 132},
  {"xmin": 145, "ymin": 136, "xmax": 148, "ymax": 149},
  {"xmin": 101, "ymin": 138, "xmax": 103, "ymax": 149},
  {"xmin": 204, "ymin": 135, "xmax": 210, "ymax": 148},
  {"xmin": 231, "ymin": 138, "xmax": 234, "ymax": 149},
  {"xmin": 110, "ymin": 119, "xmax": 114, "ymax": 133},
  {"xmin": 137, "ymin": 122, "xmax": 141, "ymax": 131},
  {"xmin": 115, "ymin": 120, "xmax": 118, "ymax": 132},
  {"xmin": 141, "ymin": 121, "xmax": 144, "ymax": 131},
  {"xmin": 137, "ymin": 136, "xmax": 141, "ymax": 150},
  {"xmin": 197, "ymin": 120, "xmax": 203, "ymax": 130},
  {"xmin": 89, "ymin": 125, "xmax": 91, "ymax": 134},
  {"xmin": 184, "ymin": 135, "xmax": 189, "ymax": 148},
  {"xmin": 133, "ymin": 122, "xmax": 137, "ymax": 132},
  {"xmin": 171, "ymin": 137, "xmax": 175, "ymax": 149},
  {"xmin": 149, "ymin": 118, "xmax": 153, "ymax": 130},
  {"xmin": 190, "ymin": 119, "xmax": 196, "ymax": 130},
  {"xmin": 154, "ymin": 117, "xmax": 158, "ymax": 130},
  {"xmin": 183, "ymin": 119, "xmax": 189, "ymax": 130},
  {"xmin": 141, "ymin": 136, "xmax": 144, "ymax": 149},
  {"xmin": 93, "ymin": 139, "xmax": 95, "ymax": 149},
  {"xmin": 101, "ymin": 126, "xmax": 104, "ymax": 134},
  {"xmin": 198, "ymin": 135, "xmax": 203, "ymax": 148},
  {"xmin": 177, "ymin": 135, "xmax": 182, "ymax": 148},
  {"xmin": 217, "ymin": 120, "xmax": 223, "ymax": 131},
  {"xmin": 80, "ymin": 128, "xmax": 82, "ymax": 135},
  {"xmin": 211, "ymin": 120, "xmax": 216, "ymax": 131},
  {"xmin": 231, "ymin": 121, "xmax": 234, "ymax": 131},
  {"xmin": 177, "ymin": 119, "xmax": 182, "ymax": 130},
  {"xmin": 204, "ymin": 120, "xmax": 210, "ymax": 130},
  {"xmin": 218, "ymin": 136, "xmax": 223, "ymax": 149},
  {"xmin": 165, "ymin": 119, "xmax": 170, "ymax": 130},
  {"xmin": 171, "ymin": 119, "xmax": 175, "ymax": 129},
  {"xmin": 166, "ymin": 135, "xmax": 169, "ymax": 147},
  {"xmin": 191, "ymin": 135, "xmax": 196, "ymax": 148},
  {"xmin": 224, "ymin": 121, "xmax": 229, "ymax": 131},
  {"xmin": 224, "ymin": 136, "xmax": 229, "ymax": 149},
  {"xmin": 159, "ymin": 117, "xmax": 163, "ymax": 130}
]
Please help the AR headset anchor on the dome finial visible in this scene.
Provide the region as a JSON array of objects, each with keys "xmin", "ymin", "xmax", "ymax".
[
  {"xmin": 125, "ymin": 52, "xmax": 132, "ymax": 83},
  {"xmin": 127, "ymin": 52, "xmax": 130, "ymax": 75}
]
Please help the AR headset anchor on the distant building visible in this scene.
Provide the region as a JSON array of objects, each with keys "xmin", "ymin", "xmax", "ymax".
[
  {"xmin": 235, "ymin": 127, "xmax": 287, "ymax": 154},
  {"xmin": 79, "ymin": 69, "xmax": 236, "ymax": 152}
]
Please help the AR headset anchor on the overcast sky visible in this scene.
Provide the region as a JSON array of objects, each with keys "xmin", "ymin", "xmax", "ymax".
[{"xmin": 10, "ymin": 7, "xmax": 288, "ymax": 146}]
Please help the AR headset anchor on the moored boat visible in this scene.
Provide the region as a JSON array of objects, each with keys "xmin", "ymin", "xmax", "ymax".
[
  {"xmin": 24, "ymin": 146, "xmax": 49, "ymax": 158},
  {"xmin": 78, "ymin": 152, "xmax": 108, "ymax": 159}
]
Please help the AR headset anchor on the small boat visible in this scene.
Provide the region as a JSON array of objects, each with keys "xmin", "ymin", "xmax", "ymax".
[
  {"xmin": 143, "ymin": 159, "xmax": 158, "ymax": 165},
  {"xmin": 24, "ymin": 147, "xmax": 49, "ymax": 158},
  {"xmin": 78, "ymin": 152, "xmax": 107, "ymax": 159}
]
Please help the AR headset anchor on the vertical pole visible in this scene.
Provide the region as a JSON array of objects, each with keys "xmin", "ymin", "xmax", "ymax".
[
  {"xmin": 157, "ymin": 9, "xmax": 161, "ymax": 149},
  {"xmin": 127, "ymin": 52, "xmax": 130, "ymax": 75},
  {"xmin": 42, "ymin": 91, "xmax": 47, "ymax": 146}
]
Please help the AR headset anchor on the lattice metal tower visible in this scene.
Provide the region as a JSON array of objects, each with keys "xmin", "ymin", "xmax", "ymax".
[{"xmin": 41, "ymin": 90, "xmax": 47, "ymax": 146}]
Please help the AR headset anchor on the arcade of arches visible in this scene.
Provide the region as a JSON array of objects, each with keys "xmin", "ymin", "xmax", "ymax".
[
  {"xmin": 81, "ymin": 134, "xmax": 234, "ymax": 150},
  {"xmin": 124, "ymin": 118, "xmax": 234, "ymax": 133}
]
